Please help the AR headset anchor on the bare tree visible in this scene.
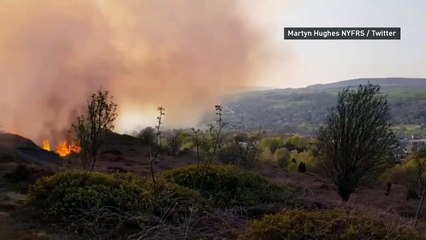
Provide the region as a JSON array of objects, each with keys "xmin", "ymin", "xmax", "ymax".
[
  {"xmin": 316, "ymin": 84, "xmax": 397, "ymax": 201},
  {"xmin": 191, "ymin": 128, "xmax": 202, "ymax": 166},
  {"xmin": 150, "ymin": 106, "xmax": 165, "ymax": 184},
  {"xmin": 206, "ymin": 105, "xmax": 227, "ymax": 165},
  {"xmin": 72, "ymin": 90, "xmax": 117, "ymax": 171},
  {"xmin": 166, "ymin": 130, "xmax": 182, "ymax": 156},
  {"xmin": 155, "ymin": 106, "xmax": 166, "ymax": 148},
  {"xmin": 237, "ymin": 140, "xmax": 259, "ymax": 169}
]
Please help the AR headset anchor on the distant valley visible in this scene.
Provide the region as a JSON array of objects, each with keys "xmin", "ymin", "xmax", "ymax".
[{"xmin": 218, "ymin": 78, "xmax": 426, "ymax": 137}]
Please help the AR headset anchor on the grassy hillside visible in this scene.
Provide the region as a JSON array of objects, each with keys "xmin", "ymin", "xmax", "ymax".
[{"xmin": 217, "ymin": 78, "xmax": 426, "ymax": 135}]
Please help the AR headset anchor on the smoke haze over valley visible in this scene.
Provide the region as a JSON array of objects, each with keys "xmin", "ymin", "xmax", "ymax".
[{"xmin": 0, "ymin": 0, "xmax": 274, "ymax": 143}]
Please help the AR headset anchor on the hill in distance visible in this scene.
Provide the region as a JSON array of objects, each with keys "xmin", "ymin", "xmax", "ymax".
[
  {"xmin": 218, "ymin": 78, "xmax": 426, "ymax": 136},
  {"xmin": 306, "ymin": 77, "xmax": 426, "ymax": 90}
]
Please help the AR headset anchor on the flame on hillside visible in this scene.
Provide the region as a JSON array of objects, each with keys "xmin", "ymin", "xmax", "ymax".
[
  {"xmin": 42, "ymin": 140, "xmax": 81, "ymax": 157},
  {"xmin": 42, "ymin": 140, "xmax": 51, "ymax": 151}
]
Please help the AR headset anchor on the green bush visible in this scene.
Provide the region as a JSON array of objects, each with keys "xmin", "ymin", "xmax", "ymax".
[
  {"xmin": 25, "ymin": 171, "xmax": 204, "ymax": 238},
  {"xmin": 260, "ymin": 149, "xmax": 274, "ymax": 162},
  {"xmin": 274, "ymin": 148, "xmax": 290, "ymax": 168},
  {"xmin": 150, "ymin": 180, "xmax": 206, "ymax": 220},
  {"xmin": 287, "ymin": 150, "xmax": 320, "ymax": 173},
  {"xmin": 28, "ymin": 171, "xmax": 150, "ymax": 215},
  {"xmin": 162, "ymin": 165, "xmax": 293, "ymax": 206},
  {"xmin": 287, "ymin": 161, "xmax": 298, "ymax": 172},
  {"xmin": 383, "ymin": 157, "xmax": 419, "ymax": 191},
  {"xmin": 242, "ymin": 209, "xmax": 424, "ymax": 240},
  {"xmin": 260, "ymin": 137, "xmax": 283, "ymax": 154}
]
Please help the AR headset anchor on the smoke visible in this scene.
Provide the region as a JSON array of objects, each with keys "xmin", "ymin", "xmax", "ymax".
[{"xmin": 0, "ymin": 0, "xmax": 271, "ymax": 143}]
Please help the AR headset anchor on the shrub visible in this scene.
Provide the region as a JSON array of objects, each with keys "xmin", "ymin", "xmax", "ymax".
[
  {"xmin": 27, "ymin": 171, "xmax": 149, "ymax": 215},
  {"xmin": 233, "ymin": 132, "xmax": 249, "ymax": 143},
  {"xmin": 162, "ymin": 165, "xmax": 293, "ymax": 206},
  {"xmin": 259, "ymin": 138, "xmax": 283, "ymax": 154},
  {"xmin": 382, "ymin": 159, "xmax": 417, "ymax": 190},
  {"xmin": 137, "ymin": 127, "xmax": 156, "ymax": 145},
  {"xmin": 25, "ymin": 171, "xmax": 203, "ymax": 238},
  {"xmin": 269, "ymin": 141, "xmax": 281, "ymax": 154},
  {"xmin": 285, "ymin": 135, "xmax": 307, "ymax": 152},
  {"xmin": 260, "ymin": 149, "xmax": 274, "ymax": 162},
  {"xmin": 217, "ymin": 143, "xmax": 258, "ymax": 168},
  {"xmin": 150, "ymin": 180, "xmax": 206, "ymax": 220},
  {"xmin": 242, "ymin": 209, "xmax": 424, "ymax": 240},
  {"xmin": 217, "ymin": 143, "xmax": 241, "ymax": 165},
  {"xmin": 287, "ymin": 161, "xmax": 298, "ymax": 172},
  {"xmin": 287, "ymin": 151, "xmax": 320, "ymax": 173},
  {"xmin": 274, "ymin": 148, "xmax": 290, "ymax": 168}
]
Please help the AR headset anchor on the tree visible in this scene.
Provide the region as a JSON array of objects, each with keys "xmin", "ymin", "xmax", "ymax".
[
  {"xmin": 206, "ymin": 105, "xmax": 227, "ymax": 165},
  {"xmin": 316, "ymin": 84, "xmax": 397, "ymax": 201},
  {"xmin": 137, "ymin": 127, "xmax": 156, "ymax": 146},
  {"xmin": 72, "ymin": 90, "xmax": 117, "ymax": 171}
]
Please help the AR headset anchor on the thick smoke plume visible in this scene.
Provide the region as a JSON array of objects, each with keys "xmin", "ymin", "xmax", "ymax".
[{"xmin": 0, "ymin": 0, "xmax": 269, "ymax": 143}]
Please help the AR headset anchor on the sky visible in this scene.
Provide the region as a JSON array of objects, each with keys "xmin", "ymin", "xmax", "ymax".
[{"xmin": 242, "ymin": 0, "xmax": 426, "ymax": 88}]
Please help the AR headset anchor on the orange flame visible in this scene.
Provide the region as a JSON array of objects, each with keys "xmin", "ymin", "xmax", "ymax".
[
  {"xmin": 42, "ymin": 140, "xmax": 81, "ymax": 157},
  {"xmin": 42, "ymin": 140, "xmax": 51, "ymax": 151}
]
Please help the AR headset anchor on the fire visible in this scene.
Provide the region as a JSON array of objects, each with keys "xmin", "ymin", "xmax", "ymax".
[
  {"xmin": 42, "ymin": 140, "xmax": 81, "ymax": 157},
  {"xmin": 42, "ymin": 140, "xmax": 51, "ymax": 151}
]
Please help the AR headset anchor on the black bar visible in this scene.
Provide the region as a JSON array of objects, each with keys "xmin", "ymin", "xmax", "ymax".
[{"xmin": 284, "ymin": 27, "xmax": 400, "ymax": 40}]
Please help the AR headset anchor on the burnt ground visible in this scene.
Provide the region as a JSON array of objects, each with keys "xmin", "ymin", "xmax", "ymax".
[{"xmin": 0, "ymin": 131, "xmax": 426, "ymax": 239}]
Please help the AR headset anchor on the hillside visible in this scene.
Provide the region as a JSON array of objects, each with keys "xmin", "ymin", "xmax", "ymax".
[
  {"xmin": 0, "ymin": 133, "xmax": 61, "ymax": 165},
  {"xmin": 219, "ymin": 78, "xmax": 426, "ymax": 136},
  {"xmin": 2, "ymin": 130, "xmax": 426, "ymax": 238}
]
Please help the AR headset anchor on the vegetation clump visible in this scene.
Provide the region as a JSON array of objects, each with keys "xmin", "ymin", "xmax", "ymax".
[
  {"xmin": 317, "ymin": 84, "xmax": 397, "ymax": 201},
  {"xmin": 72, "ymin": 90, "xmax": 118, "ymax": 171},
  {"xmin": 27, "ymin": 171, "xmax": 148, "ymax": 214},
  {"xmin": 137, "ymin": 126, "xmax": 156, "ymax": 146},
  {"xmin": 25, "ymin": 171, "xmax": 203, "ymax": 238},
  {"xmin": 162, "ymin": 164, "xmax": 294, "ymax": 206},
  {"xmin": 274, "ymin": 147, "xmax": 290, "ymax": 168},
  {"xmin": 242, "ymin": 209, "xmax": 424, "ymax": 240}
]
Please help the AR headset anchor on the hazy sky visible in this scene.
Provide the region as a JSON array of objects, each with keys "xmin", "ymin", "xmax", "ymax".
[{"xmin": 243, "ymin": 0, "xmax": 426, "ymax": 88}]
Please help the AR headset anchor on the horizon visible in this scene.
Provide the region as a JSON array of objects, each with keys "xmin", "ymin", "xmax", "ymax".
[{"xmin": 251, "ymin": 77, "xmax": 426, "ymax": 90}]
